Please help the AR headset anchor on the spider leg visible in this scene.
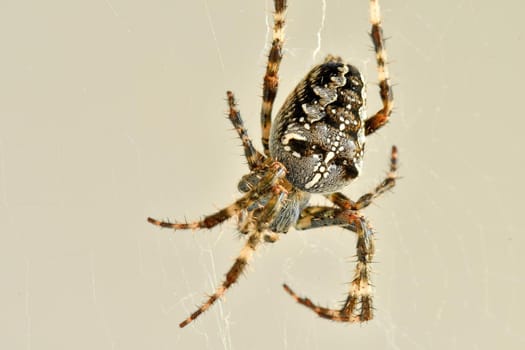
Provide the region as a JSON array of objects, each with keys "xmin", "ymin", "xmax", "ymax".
[
  {"xmin": 226, "ymin": 91, "xmax": 265, "ymax": 170},
  {"xmin": 325, "ymin": 145, "xmax": 398, "ymax": 210},
  {"xmin": 294, "ymin": 205, "xmax": 358, "ymax": 232},
  {"xmin": 285, "ymin": 145, "xmax": 397, "ymax": 322},
  {"xmin": 286, "ymin": 211, "xmax": 375, "ymax": 322},
  {"xmin": 260, "ymin": 0, "xmax": 287, "ymax": 156},
  {"xmin": 178, "ymin": 164, "xmax": 288, "ymax": 328},
  {"xmin": 364, "ymin": 0, "xmax": 394, "ymax": 136},
  {"xmin": 147, "ymin": 195, "xmax": 251, "ymax": 230},
  {"xmin": 179, "ymin": 228, "xmax": 264, "ymax": 328},
  {"xmin": 147, "ymin": 160, "xmax": 288, "ymax": 231}
]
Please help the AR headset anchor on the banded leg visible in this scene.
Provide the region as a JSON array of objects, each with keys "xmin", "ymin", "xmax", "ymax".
[
  {"xmin": 147, "ymin": 160, "xmax": 288, "ymax": 231},
  {"xmin": 365, "ymin": 0, "xmax": 394, "ymax": 135},
  {"xmin": 294, "ymin": 205, "xmax": 358, "ymax": 232},
  {"xmin": 179, "ymin": 228, "xmax": 263, "ymax": 327},
  {"xmin": 178, "ymin": 163, "xmax": 288, "ymax": 328},
  {"xmin": 147, "ymin": 194, "xmax": 251, "ymax": 230},
  {"xmin": 325, "ymin": 145, "xmax": 398, "ymax": 210},
  {"xmin": 260, "ymin": 0, "xmax": 287, "ymax": 156},
  {"xmin": 286, "ymin": 210, "xmax": 375, "ymax": 322},
  {"xmin": 227, "ymin": 91, "xmax": 265, "ymax": 170}
]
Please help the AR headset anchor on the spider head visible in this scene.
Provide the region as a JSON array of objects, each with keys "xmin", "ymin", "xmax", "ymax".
[{"xmin": 270, "ymin": 57, "xmax": 366, "ymax": 193}]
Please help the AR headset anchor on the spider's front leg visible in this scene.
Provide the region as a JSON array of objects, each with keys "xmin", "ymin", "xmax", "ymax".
[
  {"xmin": 365, "ymin": 0, "xmax": 394, "ymax": 135},
  {"xmin": 284, "ymin": 208, "xmax": 375, "ymax": 322},
  {"xmin": 260, "ymin": 0, "xmax": 287, "ymax": 156}
]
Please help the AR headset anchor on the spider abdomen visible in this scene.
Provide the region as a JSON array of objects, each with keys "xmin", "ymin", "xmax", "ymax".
[{"xmin": 269, "ymin": 56, "xmax": 367, "ymax": 193}]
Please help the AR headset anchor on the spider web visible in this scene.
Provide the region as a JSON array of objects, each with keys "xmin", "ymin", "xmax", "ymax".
[
  {"xmin": 161, "ymin": 1, "xmax": 524, "ymax": 349},
  {"xmin": 2, "ymin": 1, "xmax": 524, "ymax": 350}
]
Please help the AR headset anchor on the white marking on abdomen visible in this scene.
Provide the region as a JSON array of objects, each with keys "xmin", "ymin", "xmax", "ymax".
[{"xmin": 305, "ymin": 173, "xmax": 322, "ymax": 189}]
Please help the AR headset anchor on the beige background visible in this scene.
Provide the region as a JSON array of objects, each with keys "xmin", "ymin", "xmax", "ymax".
[{"xmin": 1, "ymin": 0, "xmax": 524, "ymax": 349}]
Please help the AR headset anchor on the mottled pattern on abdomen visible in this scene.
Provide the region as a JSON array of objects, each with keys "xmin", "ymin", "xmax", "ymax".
[{"xmin": 269, "ymin": 56, "xmax": 367, "ymax": 193}]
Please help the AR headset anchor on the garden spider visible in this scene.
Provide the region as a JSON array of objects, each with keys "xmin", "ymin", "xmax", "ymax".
[{"xmin": 148, "ymin": 0, "xmax": 397, "ymax": 328}]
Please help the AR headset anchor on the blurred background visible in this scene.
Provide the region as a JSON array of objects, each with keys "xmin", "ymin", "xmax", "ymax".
[{"xmin": 1, "ymin": 0, "xmax": 524, "ymax": 349}]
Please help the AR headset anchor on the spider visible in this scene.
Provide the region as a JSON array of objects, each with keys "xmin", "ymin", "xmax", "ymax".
[{"xmin": 148, "ymin": 0, "xmax": 397, "ymax": 328}]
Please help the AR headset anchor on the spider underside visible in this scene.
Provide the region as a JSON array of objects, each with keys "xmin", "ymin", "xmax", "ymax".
[{"xmin": 148, "ymin": 0, "xmax": 397, "ymax": 328}]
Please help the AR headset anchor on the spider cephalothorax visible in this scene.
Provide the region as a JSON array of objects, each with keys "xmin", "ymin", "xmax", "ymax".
[{"xmin": 148, "ymin": 0, "xmax": 397, "ymax": 328}]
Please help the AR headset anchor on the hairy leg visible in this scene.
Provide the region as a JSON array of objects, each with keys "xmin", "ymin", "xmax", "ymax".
[
  {"xmin": 325, "ymin": 145, "xmax": 398, "ymax": 210},
  {"xmin": 147, "ymin": 195, "xmax": 250, "ymax": 230},
  {"xmin": 260, "ymin": 0, "xmax": 287, "ymax": 155},
  {"xmin": 364, "ymin": 0, "xmax": 394, "ymax": 135},
  {"xmin": 147, "ymin": 160, "xmax": 288, "ymax": 231},
  {"xmin": 178, "ymin": 163, "xmax": 289, "ymax": 327},
  {"xmin": 226, "ymin": 91, "xmax": 265, "ymax": 170},
  {"xmin": 286, "ymin": 208, "xmax": 375, "ymax": 322},
  {"xmin": 179, "ymin": 228, "xmax": 263, "ymax": 327}
]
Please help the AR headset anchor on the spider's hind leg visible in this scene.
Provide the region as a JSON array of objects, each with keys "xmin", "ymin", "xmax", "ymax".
[
  {"xmin": 285, "ymin": 209, "xmax": 375, "ymax": 322},
  {"xmin": 286, "ymin": 145, "xmax": 398, "ymax": 322},
  {"xmin": 227, "ymin": 91, "xmax": 265, "ymax": 170}
]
